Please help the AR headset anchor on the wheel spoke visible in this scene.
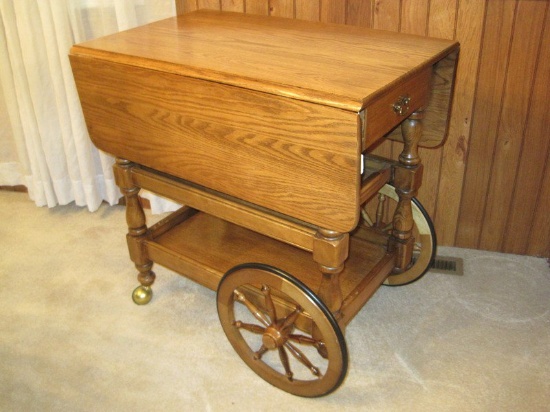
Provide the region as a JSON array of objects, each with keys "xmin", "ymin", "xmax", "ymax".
[
  {"xmin": 315, "ymin": 341, "xmax": 329, "ymax": 359},
  {"xmin": 233, "ymin": 289, "xmax": 271, "ymax": 327},
  {"xmin": 361, "ymin": 208, "xmax": 374, "ymax": 226},
  {"xmin": 280, "ymin": 306, "xmax": 302, "ymax": 330},
  {"xmin": 285, "ymin": 342, "xmax": 322, "ymax": 378},
  {"xmin": 254, "ymin": 344, "xmax": 269, "ymax": 360},
  {"xmin": 233, "ymin": 321, "xmax": 265, "ymax": 335},
  {"xmin": 288, "ymin": 333, "xmax": 318, "ymax": 345},
  {"xmin": 375, "ymin": 193, "xmax": 387, "ymax": 227},
  {"xmin": 278, "ymin": 347, "xmax": 293, "ymax": 381},
  {"xmin": 289, "ymin": 334, "xmax": 328, "ymax": 359},
  {"xmin": 262, "ymin": 284, "xmax": 277, "ymax": 323}
]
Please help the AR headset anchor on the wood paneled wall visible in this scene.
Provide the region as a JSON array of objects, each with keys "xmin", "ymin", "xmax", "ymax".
[{"xmin": 175, "ymin": 0, "xmax": 550, "ymax": 257}]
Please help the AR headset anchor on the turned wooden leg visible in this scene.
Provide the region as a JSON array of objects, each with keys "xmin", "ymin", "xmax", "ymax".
[
  {"xmin": 312, "ymin": 229, "xmax": 348, "ymax": 323},
  {"xmin": 114, "ymin": 158, "xmax": 155, "ymax": 305},
  {"xmin": 391, "ymin": 110, "xmax": 425, "ymax": 272}
]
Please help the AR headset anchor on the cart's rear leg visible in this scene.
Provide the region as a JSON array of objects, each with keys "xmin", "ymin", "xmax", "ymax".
[
  {"xmin": 361, "ymin": 109, "xmax": 436, "ymax": 285},
  {"xmin": 361, "ymin": 183, "xmax": 436, "ymax": 285}
]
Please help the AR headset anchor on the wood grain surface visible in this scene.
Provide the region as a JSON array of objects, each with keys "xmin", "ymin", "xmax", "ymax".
[
  {"xmin": 70, "ymin": 10, "xmax": 457, "ymax": 113},
  {"xmin": 71, "ymin": 10, "xmax": 457, "ymax": 232},
  {"xmin": 71, "ymin": 55, "xmax": 360, "ymax": 232}
]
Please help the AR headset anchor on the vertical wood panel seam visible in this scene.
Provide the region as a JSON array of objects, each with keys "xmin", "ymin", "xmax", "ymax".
[
  {"xmin": 517, "ymin": 1, "xmax": 550, "ymax": 254},
  {"xmin": 393, "ymin": 1, "xmax": 405, "ymax": 160},
  {"xmin": 452, "ymin": 0, "xmax": 459, "ymax": 39},
  {"xmin": 429, "ymin": 0, "xmax": 448, "ymax": 225},
  {"xmin": 432, "ymin": 0, "xmax": 469, "ymax": 232},
  {"xmin": 477, "ymin": 0, "xmax": 519, "ymax": 249},
  {"xmin": 402, "ymin": 0, "xmax": 403, "ymax": 32},
  {"xmin": 452, "ymin": 0, "xmax": 489, "ymax": 246},
  {"xmin": 427, "ymin": 0, "xmax": 447, "ymax": 223},
  {"xmin": 353, "ymin": 0, "xmax": 375, "ymax": 28},
  {"xmin": 425, "ymin": 0, "xmax": 431, "ymax": 37},
  {"xmin": 430, "ymin": 0, "xmax": 434, "ymax": 37},
  {"xmin": 424, "ymin": 0, "xmax": 444, "ymax": 227},
  {"xmin": 345, "ymin": 0, "xmax": 348, "ymax": 25}
]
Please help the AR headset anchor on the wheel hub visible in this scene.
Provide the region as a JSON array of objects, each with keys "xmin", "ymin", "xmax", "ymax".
[{"xmin": 262, "ymin": 326, "xmax": 286, "ymax": 349}]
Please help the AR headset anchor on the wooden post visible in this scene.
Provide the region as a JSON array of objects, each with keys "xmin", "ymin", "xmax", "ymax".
[
  {"xmin": 391, "ymin": 110, "xmax": 425, "ymax": 272},
  {"xmin": 114, "ymin": 158, "xmax": 155, "ymax": 303},
  {"xmin": 312, "ymin": 228, "xmax": 349, "ymax": 317}
]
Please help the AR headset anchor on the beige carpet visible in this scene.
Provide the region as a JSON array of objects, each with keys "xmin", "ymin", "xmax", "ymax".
[{"xmin": 1, "ymin": 190, "xmax": 549, "ymax": 411}]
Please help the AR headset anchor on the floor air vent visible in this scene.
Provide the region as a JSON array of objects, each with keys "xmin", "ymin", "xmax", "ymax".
[{"xmin": 429, "ymin": 256, "xmax": 464, "ymax": 276}]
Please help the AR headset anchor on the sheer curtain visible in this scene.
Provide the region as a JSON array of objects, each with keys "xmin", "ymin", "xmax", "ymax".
[{"xmin": 0, "ymin": 0, "xmax": 179, "ymax": 212}]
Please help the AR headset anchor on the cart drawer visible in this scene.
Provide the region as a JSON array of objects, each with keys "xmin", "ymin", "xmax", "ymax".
[{"xmin": 362, "ymin": 67, "xmax": 432, "ymax": 149}]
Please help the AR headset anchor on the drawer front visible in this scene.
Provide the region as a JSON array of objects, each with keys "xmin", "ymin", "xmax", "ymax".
[
  {"xmin": 384, "ymin": 52, "xmax": 458, "ymax": 148},
  {"xmin": 363, "ymin": 67, "xmax": 432, "ymax": 150},
  {"xmin": 71, "ymin": 56, "xmax": 361, "ymax": 232}
]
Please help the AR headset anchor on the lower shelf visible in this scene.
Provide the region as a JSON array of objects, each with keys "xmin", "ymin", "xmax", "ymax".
[{"xmin": 145, "ymin": 211, "xmax": 394, "ymax": 326}]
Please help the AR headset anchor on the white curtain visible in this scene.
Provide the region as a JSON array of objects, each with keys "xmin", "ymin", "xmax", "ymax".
[{"xmin": 0, "ymin": 0, "xmax": 179, "ymax": 212}]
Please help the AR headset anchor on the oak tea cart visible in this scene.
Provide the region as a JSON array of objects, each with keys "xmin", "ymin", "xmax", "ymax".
[{"xmin": 70, "ymin": 10, "xmax": 459, "ymax": 397}]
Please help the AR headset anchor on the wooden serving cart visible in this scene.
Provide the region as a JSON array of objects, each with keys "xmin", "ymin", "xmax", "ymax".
[{"xmin": 70, "ymin": 10, "xmax": 459, "ymax": 397}]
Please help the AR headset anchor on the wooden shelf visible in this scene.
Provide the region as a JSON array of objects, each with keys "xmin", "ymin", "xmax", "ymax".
[
  {"xmin": 360, "ymin": 155, "xmax": 393, "ymax": 205},
  {"xmin": 145, "ymin": 211, "xmax": 393, "ymax": 327}
]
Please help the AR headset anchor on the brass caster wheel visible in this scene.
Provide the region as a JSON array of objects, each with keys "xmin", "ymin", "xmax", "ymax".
[
  {"xmin": 132, "ymin": 285, "xmax": 153, "ymax": 305},
  {"xmin": 361, "ymin": 183, "xmax": 436, "ymax": 286},
  {"xmin": 217, "ymin": 263, "xmax": 348, "ymax": 397}
]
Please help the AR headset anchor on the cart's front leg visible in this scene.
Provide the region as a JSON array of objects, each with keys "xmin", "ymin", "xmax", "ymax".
[
  {"xmin": 114, "ymin": 158, "xmax": 155, "ymax": 304},
  {"xmin": 313, "ymin": 229, "xmax": 349, "ymax": 321},
  {"xmin": 391, "ymin": 109, "xmax": 425, "ymax": 272}
]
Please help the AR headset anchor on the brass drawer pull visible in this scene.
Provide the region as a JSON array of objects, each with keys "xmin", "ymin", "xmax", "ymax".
[{"xmin": 393, "ymin": 95, "xmax": 411, "ymax": 116}]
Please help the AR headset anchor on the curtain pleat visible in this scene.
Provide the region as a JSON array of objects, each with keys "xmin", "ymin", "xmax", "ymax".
[{"xmin": 0, "ymin": 0, "xmax": 179, "ymax": 213}]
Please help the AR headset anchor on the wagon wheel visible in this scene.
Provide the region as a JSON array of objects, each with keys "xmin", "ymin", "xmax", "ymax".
[
  {"xmin": 217, "ymin": 263, "xmax": 348, "ymax": 397},
  {"xmin": 361, "ymin": 183, "xmax": 436, "ymax": 286}
]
